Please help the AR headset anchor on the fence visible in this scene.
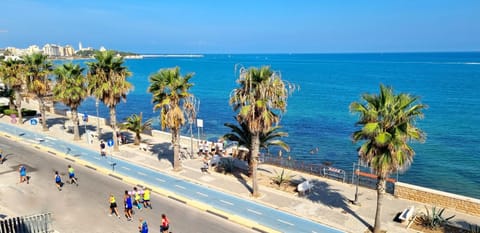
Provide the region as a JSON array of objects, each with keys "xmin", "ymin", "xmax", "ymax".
[
  {"xmin": 261, "ymin": 154, "xmax": 396, "ymax": 194},
  {"xmin": 0, "ymin": 212, "xmax": 53, "ymax": 233}
]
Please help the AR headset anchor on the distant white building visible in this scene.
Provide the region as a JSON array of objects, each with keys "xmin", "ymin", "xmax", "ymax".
[
  {"xmin": 43, "ymin": 44, "xmax": 62, "ymax": 56},
  {"xmin": 99, "ymin": 46, "xmax": 106, "ymax": 52}
]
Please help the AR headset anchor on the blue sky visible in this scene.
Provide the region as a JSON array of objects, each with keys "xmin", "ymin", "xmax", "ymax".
[{"xmin": 1, "ymin": 0, "xmax": 479, "ymax": 53}]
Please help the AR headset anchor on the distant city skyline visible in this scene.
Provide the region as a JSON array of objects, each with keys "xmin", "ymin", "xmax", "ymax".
[{"xmin": 1, "ymin": 0, "xmax": 479, "ymax": 54}]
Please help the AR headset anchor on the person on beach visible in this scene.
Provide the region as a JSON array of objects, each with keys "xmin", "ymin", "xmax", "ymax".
[
  {"xmin": 108, "ymin": 194, "xmax": 120, "ymax": 218},
  {"xmin": 54, "ymin": 171, "xmax": 63, "ymax": 191},
  {"xmin": 67, "ymin": 165, "xmax": 78, "ymax": 186},
  {"xmin": 142, "ymin": 188, "xmax": 152, "ymax": 209},
  {"xmin": 160, "ymin": 214, "xmax": 169, "ymax": 233},
  {"xmin": 124, "ymin": 190, "xmax": 133, "ymax": 221},
  {"xmin": 138, "ymin": 218, "xmax": 148, "ymax": 233},
  {"xmin": 100, "ymin": 140, "xmax": 106, "ymax": 157},
  {"xmin": 19, "ymin": 165, "xmax": 28, "ymax": 184}
]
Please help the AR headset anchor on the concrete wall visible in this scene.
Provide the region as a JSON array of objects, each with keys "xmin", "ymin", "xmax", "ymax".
[{"xmin": 394, "ymin": 182, "xmax": 480, "ymax": 217}]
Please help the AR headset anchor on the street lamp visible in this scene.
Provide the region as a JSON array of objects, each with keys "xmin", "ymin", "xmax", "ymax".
[
  {"xmin": 187, "ymin": 96, "xmax": 200, "ymax": 158},
  {"xmin": 353, "ymin": 156, "xmax": 361, "ymax": 205},
  {"xmin": 95, "ymin": 99, "xmax": 100, "ymax": 138}
]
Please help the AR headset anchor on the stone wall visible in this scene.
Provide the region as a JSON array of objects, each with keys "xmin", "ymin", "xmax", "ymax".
[{"xmin": 394, "ymin": 182, "xmax": 480, "ymax": 216}]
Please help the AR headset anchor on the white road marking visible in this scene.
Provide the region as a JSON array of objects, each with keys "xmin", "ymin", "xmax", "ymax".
[
  {"xmin": 121, "ymin": 166, "xmax": 131, "ymax": 171},
  {"xmin": 155, "ymin": 178, "xmax": 165, "ymax": 182},
  {"xmin": 220, "ymin": 200, "xmax": 234, "ymax": 206},
  {"xmin": 312, "ymin": 231, "xmax": 318, "ymax": 233},
  {"xmin": 247, "ymin": 208, "xmax": 262, "ymax": 215},
  {"xmin": 196, "ymin": 192, "xmax": 208, "ymax": 197},
  {"xmin": 277, "ymin": 219, "xmax": 294, "ymax": 226},
  {"xmin": 175, "ymin": 185, "xmax": 186, "ymax": 189},
  {"xmin": 93, "ymin": 157, "xmax": 100, "ymax": 160},
  {"xmin": 137, "ymin": 172, "xmax": 146, "ymax": 176},
  {"xmin": 45, "ymin": 136, "xmax": 57, "ymax": 141}
]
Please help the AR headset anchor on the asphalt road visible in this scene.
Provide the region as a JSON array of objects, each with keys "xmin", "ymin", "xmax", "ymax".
[{"xmin": 0, "ymin": 136, "xmax": 255, "ymax": 233}]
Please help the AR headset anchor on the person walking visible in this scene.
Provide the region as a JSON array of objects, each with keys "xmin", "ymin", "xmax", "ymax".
[
  {"xmin": 67, "ymin": 165, "xmax": 78, "ymax": 186},
  {"xmin": 18, "ymin": 165, "xmax": 28, "ymax": 184},
  {"xmin": 108, "ymin": 194, "xmax": 120, "ymax": 218},
  {"xmin": 160, "ymin": 214, "xmax": 169, "ymax": 233},
  {"xmin": 138, "ymin": 218, "xmax": 148, "ymax": 233},
  {"xmin": 123, "ymin": 190, "xmax": 133, "ymax": 221},
  {"xmin": 54, "ymin": 171, "xmax": 63, "ymax": 191},
  {"xmin": 100, "ymin": 140, "xmax": 106, "ymax": 157},
  {"xmin": 142, "ymin": 188, "xmax": 152, "ymax": 209}
]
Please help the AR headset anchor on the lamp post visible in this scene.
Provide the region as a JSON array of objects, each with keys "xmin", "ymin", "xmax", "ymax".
[{"xmin": 95, "ymin": 99, "xmax": 100, "ymax": 138}]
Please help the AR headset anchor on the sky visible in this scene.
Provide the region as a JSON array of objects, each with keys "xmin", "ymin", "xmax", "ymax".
[{"xmin": 1, "ymin": 0, "xmax": 479, "ymax": 54}]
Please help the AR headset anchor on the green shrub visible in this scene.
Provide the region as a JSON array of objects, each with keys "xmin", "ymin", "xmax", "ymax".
[
  {"xmin": 417, "ymin": 206, "xmax": 455, "ymax": 230},
  {"xmin": 272, "ymin": 169, "xmax": 293, "ymax": 187},
  {"xmin": 3, "ymin": 109, "xmax": 18, "ymax": 116},
  {"xmin": 21, "ymin": 109, "xmax": 37, "ymax": 116}
]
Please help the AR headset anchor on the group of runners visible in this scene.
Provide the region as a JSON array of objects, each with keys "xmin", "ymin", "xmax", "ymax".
[
  {"xmin": 109, "ymin": 186, "xmax": 170, "ymax": 233},
  {"xmin": 17, "ymin": 164, "xmax": 78, "ymax": 189}
]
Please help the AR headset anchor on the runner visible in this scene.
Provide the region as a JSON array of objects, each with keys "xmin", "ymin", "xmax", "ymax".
[
  {"xmin": 54, "ymin": 171, "xmax": 63, "ymax": 191},
  {"xmin": 18, "ymin": 165, "xmax": 28, "ymax": 184},
  {"xmin": 138, "ymin": 218, "xmax": 148, "ymax": 233},
  {"xmin": 124, "ymin": 190, "xmax": 133, "ymax": 221},
  {"xmin": 132, "ymin": 187, "xmax": 143, "ymax": 210},
  {"xmin": 142, "ymin": 188, "xmax": 152, "ymax": 209},
  {"xmin": 108, "ymin": 194, "xmax": 120, "ymax": 218},
  {"xmin": 67, "ymin": 165, "xmax": 78, "ymax": 186},
  {"xmin": 160, "ymin": 214, "xmax": 169, "ymax": 233}
]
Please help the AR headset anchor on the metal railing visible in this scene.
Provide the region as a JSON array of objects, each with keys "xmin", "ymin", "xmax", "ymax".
[
  {"xmin": 0, "ymin": 212, "xmax": 54, "ymax": 233},
  {"xmin": 261, "ymin": 154, "xmax": 396, "ymax": 194}
]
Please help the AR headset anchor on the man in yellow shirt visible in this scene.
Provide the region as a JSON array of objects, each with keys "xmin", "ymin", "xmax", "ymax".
[{"xmin": 143, "ymin": 188, "xmax": 152, "ymax": 209}]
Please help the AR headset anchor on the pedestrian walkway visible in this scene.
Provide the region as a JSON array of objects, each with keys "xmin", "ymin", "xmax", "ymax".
[{"xmin": 1, "ymin": 110, "xmax": 479, "ymax": 233}]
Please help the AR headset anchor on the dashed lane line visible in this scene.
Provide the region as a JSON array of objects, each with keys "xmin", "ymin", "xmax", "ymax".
[
  {"xmin": 121, "ymin": 166, "xmax": 131, "ymax": 171},
  {"xmin": 220, "ymin": 200, "xmax": 234, "ymax": 206},
  {"xmin": 247, "ymin": 208, "xmax": 262, "ymax": 215},
  {"xmin": 196, "ymin": 191, "xmax": 208, "ymax": 197},
  {"xmin": 175, "ymin": 184, "xmax": 186, "ymax": 189},
  {"xmin": 155, "ymin": 178, "xmax": 165, "ymax": 182},
  {"xmin": 277, "ymin": 219, "xmax": 294, "ymax": 226},
  {"xmin": 137, "ymin": 171, "xmax": 146, "ymax": 176}
]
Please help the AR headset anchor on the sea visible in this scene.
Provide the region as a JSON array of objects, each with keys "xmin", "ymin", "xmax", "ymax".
[{"xmin": 60, "ymin": 53, "xmax": 480, "ymax": 199}]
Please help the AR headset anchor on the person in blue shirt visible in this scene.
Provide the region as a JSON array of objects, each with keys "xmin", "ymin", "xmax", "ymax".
[
  {"xmin": 124, "ymin": 190, "xmax": 133, "ymax": 221},
  {"xmin": 54, "ymin": 171, "xmax": 63, "ymax": 191},
  {"xmin": 138, "ymin": 218, "xmax": 148, "ymax": 233},
  {"xmin": 19, "ymin": 165, "xmax": 28, "ymax": 184}
]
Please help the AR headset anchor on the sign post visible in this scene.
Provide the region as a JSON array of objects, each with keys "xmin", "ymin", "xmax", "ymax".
[
  {"xmin": 107, "ymin": 139, "xmax": 116, "ymax": 171},
  {"xmin": 196, "ymin": 119, "xmax": 203, "ymax": 140}
]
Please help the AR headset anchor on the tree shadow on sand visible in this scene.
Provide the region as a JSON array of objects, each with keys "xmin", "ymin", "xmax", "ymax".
[{"xmin": 297, "ymin": 178, "xmax": 372, "ymax": 230}]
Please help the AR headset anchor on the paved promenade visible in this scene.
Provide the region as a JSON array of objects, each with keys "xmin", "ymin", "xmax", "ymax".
[{"xmin": 1, "ymin": 107, "xmax": 479, "ymax": 233}]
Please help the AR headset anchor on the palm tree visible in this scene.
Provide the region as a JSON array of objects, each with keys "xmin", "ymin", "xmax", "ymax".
[
  {"xmin": 23, "ymin": 53, "xmax": 53, "ymax": 131},
  {"xmin": 224, "ymin": 120, "xmax": 290, "ymax": 174},
  {"xmin": 350, "ymin": 84, "xmax": 426, "ymax": 233},
  {"xmin": 53, "ymin": 63, "xmax": 88, "ymax": 141},
  {"xmin": 148, "ymin": 67, "xmax": 194, "ymax": 171},
  {"xmin": 229, "ymin": 66, "xmax": 296, "ymax": 197},
  {"xmin": 87, "ymin": 50, "xmax": 133, "ymax": 151},
  {"xmin": 119, "ymin": 112, "xmax": 152, "ymax": 145},
  {"xmin": 0, "ymin": 58, "xmax": 26, "ymax": 123}
]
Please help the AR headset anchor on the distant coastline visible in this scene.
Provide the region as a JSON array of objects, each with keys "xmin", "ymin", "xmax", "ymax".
[{"xmin": 141, "ymin": 54, "xmax": 204, "ymax": 58}]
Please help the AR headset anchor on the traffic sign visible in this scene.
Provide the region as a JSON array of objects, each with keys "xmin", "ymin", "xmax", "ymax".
[
  {"xmin": 107, "ymin": 139, "xmax": 114, "ymax": 147},
  {"xmin": 30, "ymin": 118, "xmax": 38, "ymax": 125}
]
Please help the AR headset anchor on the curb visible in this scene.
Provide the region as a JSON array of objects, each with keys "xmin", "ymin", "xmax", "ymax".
[{"xmin": 0, "ymin": 130, "xmax": 281, "ymax": 233}]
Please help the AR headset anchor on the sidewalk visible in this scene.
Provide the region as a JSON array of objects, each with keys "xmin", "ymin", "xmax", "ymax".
[{"xmin": 2, "ymin": 108, "xmax": 479, "ymax": 233}]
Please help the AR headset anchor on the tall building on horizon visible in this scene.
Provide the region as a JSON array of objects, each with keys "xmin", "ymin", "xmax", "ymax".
[{"xmin": 78, "ymin": 42, "xmax": 83, "ymax": 51}]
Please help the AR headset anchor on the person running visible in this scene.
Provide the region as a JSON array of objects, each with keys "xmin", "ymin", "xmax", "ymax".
[
  {"xmin": 138, "ymin": 218, "xmax": 148, "ymax": 233},
  {"xmin": 18, "ymin": 165, "xmax": 28, "ymax": 184},
  {"xmin": 132, "ymin": 187, "xmax": 142, "ymax": 210},
  {"xmin": 108, "ymin": 194, "xmax": 120, "ymax": 218},
  {"xmin": 142, "ymin": 188, "xmax": 152, "ymax": 209},
  {"xmin": 54, "ymin": 171, "xmax": 63, "ymax": 191},
  {"xmin": 123, "ymin": 190, "xmax": 133, "ymax": 221},
  {"xmin": 67, "ymin": 165, "xmax": 78, "ymax": 186},
  {"xmin": 160, "ymin": 214, "xmax": 169, "ymax": 233},
  {"xmin": 100, "ymin": 141, "xmax": 106, "ymax": 157}
]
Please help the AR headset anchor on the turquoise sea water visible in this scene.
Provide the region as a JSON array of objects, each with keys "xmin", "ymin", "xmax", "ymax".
[{"xmin": 71, "ymin": 53, "xmax": 480, "ymax": 198}]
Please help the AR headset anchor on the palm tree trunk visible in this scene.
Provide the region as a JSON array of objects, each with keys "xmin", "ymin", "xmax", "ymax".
[
  {"xmin": 172, "ymin": 128, "xmax": 181, "ymax": 171},
  {"xmin": 373, "ymin": 176, "xmax": 386, "ymax": 233},
  {"xmin": 72, "ymin": 108, "xmax": 80, "ymax": 141},
  {"xmin": 110, "ymin": 107, "xmax": 119, "ymax": 151},
  {"xmin": 39, "ymin": 98, "xmax": 48, "ymax": 131},
  {"xmin": 251, "ymin": 133, "xmax": 260, "ymax": 197},
  {"xmin": 15, "ymin": 90, "xmax": 23, "ymax": 124}
]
